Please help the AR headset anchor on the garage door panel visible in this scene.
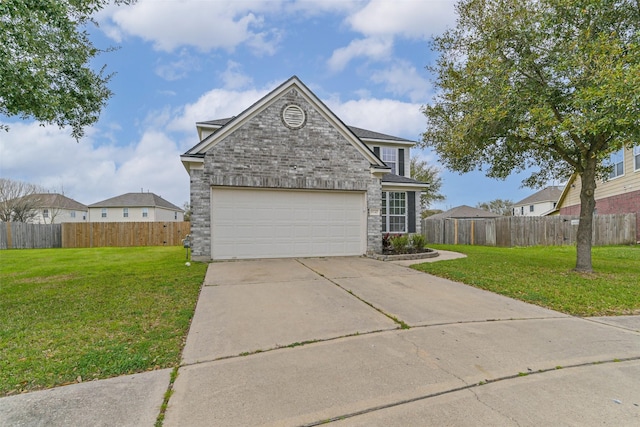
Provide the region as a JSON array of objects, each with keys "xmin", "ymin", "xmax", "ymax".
[{"xmin": 211, "ymin": 188, "xmax": 366, "ymax": 259}]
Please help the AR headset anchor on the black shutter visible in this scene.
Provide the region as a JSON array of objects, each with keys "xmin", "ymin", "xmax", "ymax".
[
  {"xmin": 398, "ymin": 148, "xmax": 405, "ymax": 176},
  {"xmin": 407, "ymin": 191, "xmax": 416, "ymax": 233},
  {"xmin": 374, "ymin": 146, "xmax": 380, "ymax": 158}
]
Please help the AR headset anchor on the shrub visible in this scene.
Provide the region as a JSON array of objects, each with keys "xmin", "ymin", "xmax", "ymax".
[
  {"xmin": 382, "ymin": 233, "xmax": 392, "ymax": 251},
  {"xmin": 390, "ymin": 234, "xmax": 409, "ymax": 254},
  {"xmin": 410, "ymin": 234, "xmax": 426, "ymax": 252}
]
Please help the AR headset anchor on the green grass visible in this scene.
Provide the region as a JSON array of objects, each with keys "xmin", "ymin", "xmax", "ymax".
[
  {"xmin": 412, "ymin": 245, "xmax": 640, "ymax": 317},
  {"xmin": 0, "ymin": 247, "xmax": 207, "ymax": 397}
]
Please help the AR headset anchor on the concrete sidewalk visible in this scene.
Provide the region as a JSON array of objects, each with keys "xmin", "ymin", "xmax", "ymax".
[{"xmin": 2, "ymin": 253, "xmax": 639, "ymax": 426}]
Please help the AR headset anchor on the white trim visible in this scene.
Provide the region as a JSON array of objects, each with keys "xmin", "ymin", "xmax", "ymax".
[
  {"xmin": 382, "ymin": 183, "xmax": 426, "ymax": 190},
  {"xmin": 180, "ymin": 156, "xmax": 205, "ymax": 172},
  {"xmin": 382, "ymin": 191, "xmax": 407, "ymax": 233},
  {"xmin": 360, "ymin": 138, "xmax": 414, "ymax": 147}
]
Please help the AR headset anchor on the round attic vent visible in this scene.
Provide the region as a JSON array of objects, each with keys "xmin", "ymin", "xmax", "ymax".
[{"xmin": 282, "ymin": 104, "xmax": 306, "ymax": 129}]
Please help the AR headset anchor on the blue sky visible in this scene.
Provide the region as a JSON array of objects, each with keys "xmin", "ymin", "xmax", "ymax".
[{"xmin": 0, "ymin": 0, "xmax": 544, "ymax": 210}]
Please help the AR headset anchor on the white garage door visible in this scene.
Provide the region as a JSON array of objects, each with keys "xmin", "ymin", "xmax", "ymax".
[{"xmin": 211, "ymin": 188, "xmax": 366, "ymax": 259}]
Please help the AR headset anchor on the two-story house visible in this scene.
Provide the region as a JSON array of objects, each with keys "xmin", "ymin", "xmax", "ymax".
[
  {"xmin": 88, "ymin": 192, "xmax": 184, "ymax": 222},
  {"xmin": 181, "ymin": 76, "xmax": 428, "ymax": 260},
  {"xmin": 512, "ymin": 186, "xmax": 564, "ymax": 217},
  {"xmin": 12, "ymin": 193, "xmax": 88, "ymax": 224},
  {"xmin": 552, "ymin": 145, "xmax": 640, "ymax": 242}
]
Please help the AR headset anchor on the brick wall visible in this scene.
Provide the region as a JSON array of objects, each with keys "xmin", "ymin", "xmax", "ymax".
[{"xmin": 559, "ymin": 188, "xmax": 640, "ymax": 241}]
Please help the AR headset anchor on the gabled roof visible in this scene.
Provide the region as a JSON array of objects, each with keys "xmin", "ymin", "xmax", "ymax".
[
  {"xmin": 195, "ymin": 118, "xmax": 415, "ymax": 145},
  {"xmin": 347, "ymin": 126, "xmax": 415, "ymax": 145},
  {"xmin": 513, "ymin": 186, "xmax": 564, "ymax": 206},
  {"xmin": 182, "ymin": 76, "xmax": 387, "ymax": 170},
  {"xmin": 26, "ymin": 193, "xmax": 87, "ymax": 210},
  {"xmin": 89, "ymin": 193, "xmax": 182, "ymax": 211},
  {"xmin": 427, "ymin": 205, "xmax": 502, "ymax": 220}
]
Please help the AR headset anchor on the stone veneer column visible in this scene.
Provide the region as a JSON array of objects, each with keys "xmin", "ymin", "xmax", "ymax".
[
  {"xmin": 189, "ymin": 168, "xmax": 211, "ymax": 260},
  {"xmin": 366, "ymin": 178, "xmax": 382, "ymax": 254}
]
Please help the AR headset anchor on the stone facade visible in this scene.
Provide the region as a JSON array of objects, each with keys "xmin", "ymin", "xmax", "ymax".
[{"xmin": 189, "ymin": 88, "xmax": 383, "ymax": 259}]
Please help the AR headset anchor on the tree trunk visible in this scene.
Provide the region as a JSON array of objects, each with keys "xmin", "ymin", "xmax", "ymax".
[{"xmin": 575, "ymin": 158, "xmax": 598, "ymax": 272}]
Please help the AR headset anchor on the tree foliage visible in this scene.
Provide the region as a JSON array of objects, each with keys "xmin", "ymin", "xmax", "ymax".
[
  {"xmin": 409, "ymin": 156, "xmax": 445, "ymax": 211},
  {"xmin": 476, "ymin": 199, "xmax": 513, "ymax": 216},
  {"xmin": 422, "ymin": 0, "xmax": 640, "ymax": 272},
  {"xmin": 0, "ymin": 0, "xmax": 133, "ymax": 139},
  {"xmin": 0, "ymin": 178, "xmax": 44, "ymax": 222}
]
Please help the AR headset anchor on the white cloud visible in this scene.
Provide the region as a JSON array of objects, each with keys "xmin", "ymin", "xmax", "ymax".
[
  {"xmin": 104, "ymin": 0, "xmax": 283, "ymax": 53},
  {"xmin": 327, "ymin": 0, "xmax": 456, "ymax": 72},
  {"xmin": 167, "ymin": 87, "xmax": 271, "ymax": 135},
  {"xmin": 327, "ymin": 97, "xmax": 425, "ymax": 141},
  {"xmin": 113, "ymin": 131, "xmax": 189, "ymax": 205},
  {"xmin": 347, "ymin": 0, "xmax": 456, "ymax": 39},
  {"xmin": 155, "ymin": 49, "xmax": 201, "ymax": 81},
  {"xmin": 327, "ymin": 37, "xmax": 393, "ymax": 71},
  {"xmin": 0, "ymin": 122, "xmax": 189, "ymax": 207},
  {"xmin": 220, "ymin": 61, "xmax": 254, "ymax": 90},
  {"xmin": 370, "ymin": 62, "xmax": 432, "ymax": 102}
]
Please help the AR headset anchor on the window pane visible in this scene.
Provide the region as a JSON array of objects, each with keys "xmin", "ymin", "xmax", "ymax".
[
  {"xmin": 608, "ymin": 149, "xmax": 624, "ymax": 179},
  {"xmin": 381, "ymin": 147, "xmax": 397, "ymax": 174},
  {"xmin": 635, "ymin": 146, "xmax": 640, "ymax": 171},
  {"xmin": 389, "ymin": 216, "xmax": 406, "ymax": 232},
  {"xmin": 382, "ymin": 191, "xmax": 406, "ymax": 233}
]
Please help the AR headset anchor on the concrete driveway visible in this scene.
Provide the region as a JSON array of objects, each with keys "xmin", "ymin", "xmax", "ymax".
[
  {"xmin": 164, "ymin": 256, "xmax": 640, "ymax": 426},
  {"xmin": 2, "ymin": 254, "xmax": 638, "ymax": 426}
]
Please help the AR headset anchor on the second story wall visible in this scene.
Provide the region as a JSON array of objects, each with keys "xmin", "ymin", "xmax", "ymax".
[{"xmin": 562, "ymin": 146, "xmax": 640, "ymax": 208}]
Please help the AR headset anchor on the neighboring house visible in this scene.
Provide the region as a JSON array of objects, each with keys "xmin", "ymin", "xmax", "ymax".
[
  {"xmin": 552, "ymin": 145, "xmax": 640, "ymax": 242},
  {"xmin": 426, "ymin": 205, "xmax": 502, "ymax": 220},
  {"xmin": 18, "ymin": 193, "xmax": 88, "ymax": 224},
  {"xmin": 88, "ymin": 192, "xmax": 184, "ymax": 222},
  {"xmin": 512, "ymin": 186, "xmax": 564, "ymax": 217},
  {"xmin": 181, "ymin": 76, "xmax": 428, "ymax": 260}
]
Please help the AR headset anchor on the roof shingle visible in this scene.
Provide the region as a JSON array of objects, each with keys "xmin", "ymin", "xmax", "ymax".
[{"xmin": 89, "ymin": 193, "xmax": 182, "ymax": 211}]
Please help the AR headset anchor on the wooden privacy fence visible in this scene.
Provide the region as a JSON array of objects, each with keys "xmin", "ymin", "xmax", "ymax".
[
  {"xmin": 422, "ymin": 214, "xmax": 637, "ymax": 247},
  {"xmin": 0, "ymin": 222, "xmax": 62, "ymax": 249},
  {"xmin": 0, "ymin": 222, "xmax": 191, "ymax": 249},
  {"xmin": 62, "ymin": 222, "xmax": 191, "ymax": 248}
]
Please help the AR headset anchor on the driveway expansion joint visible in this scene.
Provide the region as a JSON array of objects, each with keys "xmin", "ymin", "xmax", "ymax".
[{"xmin": 299, "ymin": 356, "xmax": 640, "ymax": 426}]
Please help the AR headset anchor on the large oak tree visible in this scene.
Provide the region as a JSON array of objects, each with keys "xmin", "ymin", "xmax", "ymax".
[
  {"xmin": 422, "ymin": 0, "xmax": 640, "ymax": 272},
  {"xmin": 0, "ymin": 0, "xmax": 132, "ymax": 139}
]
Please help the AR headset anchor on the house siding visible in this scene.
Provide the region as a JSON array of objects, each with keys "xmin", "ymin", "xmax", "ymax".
[
  {"xmin": 193, "ymin": 88, "xmax": 381, "ymax": 259},
  {"xmin": 87, "ymin": 207, "xmax": 182, "ymax": 223},
  {"xmin": 512, "ymin": 201, "xmax": 557, "ymax": 216},
  {"xmin": 558, "ymin": 147, "xmax": 640, "ymax": 241}
]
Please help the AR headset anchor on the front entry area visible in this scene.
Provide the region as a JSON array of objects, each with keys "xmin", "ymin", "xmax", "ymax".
[{"xmin": 210, "ymin": 188, "xmax": 366, "ymax": 260}]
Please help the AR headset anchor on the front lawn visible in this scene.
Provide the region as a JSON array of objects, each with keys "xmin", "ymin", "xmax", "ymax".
[
  {"xmin": 0, "ymin": 247, "xmax": 207, "ymax": 397},
  {"xmin": 412, "ymin": 245, "xmax": 640, "ymax": 317}
]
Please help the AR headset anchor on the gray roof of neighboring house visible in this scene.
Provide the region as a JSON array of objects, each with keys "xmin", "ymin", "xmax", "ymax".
[
  {"xmin": 427, "ymin": 205, "xmax": 502, "ymax": 220},
  {"xmin": 26, "ymin": 193, "xmax": 87, "ymax": 210},
  {"xmin": 196, "ymin": 118, "xmax": 415, "ymax": 144},
  {"xmin": 513, "ymin": 186, "xmax": 564, "ymax": 206},
  {"xmin": 89, "ymin": 193, "xmax": 182, "ymax": 211}
]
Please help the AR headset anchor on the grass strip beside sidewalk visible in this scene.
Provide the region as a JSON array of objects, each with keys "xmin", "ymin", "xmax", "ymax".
[
  {"xmin": 412, "ymin": 245, "xmax": 640, "ymax": 317},
  {"xmin": 0, "ymin": 247, "xmax": 207, "ymax": 397}
]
